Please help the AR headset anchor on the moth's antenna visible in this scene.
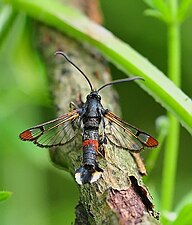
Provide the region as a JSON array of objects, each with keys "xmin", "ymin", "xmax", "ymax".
[
  {"xmin": 55, "ymin": 51, "xmax": 94, "ymax": 91},
  {"xmin": 97, "ymin": 76, "xmax": 144, "ymax": 92}
]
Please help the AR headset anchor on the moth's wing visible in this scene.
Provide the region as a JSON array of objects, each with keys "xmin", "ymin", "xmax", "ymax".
[
  {"xmin": 104, "ymin": 111, "xmax": 158, "ymax": 152},
  {"xmin": 19, "ymin": 110, "xmax": 81, "ymax": 148}
]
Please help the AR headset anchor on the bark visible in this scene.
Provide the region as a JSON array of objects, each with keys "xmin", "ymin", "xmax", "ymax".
[{"xmin": 36, "ymin": 1, "xmax": 160, "ymax": 224}]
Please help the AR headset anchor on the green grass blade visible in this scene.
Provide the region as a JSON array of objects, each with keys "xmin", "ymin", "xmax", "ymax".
[{"xmin": 4, "ymin": 0, "xmax": 192, "ymax": 133}]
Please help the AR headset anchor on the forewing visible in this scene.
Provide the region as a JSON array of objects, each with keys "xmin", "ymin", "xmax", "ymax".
[
  {"xmin": 104, "ymin": 111, "xmax": 158, "ymax": 152},
  {"xmin": 19, "ymin": 110, "xmax": 80, "ymax": 148}
]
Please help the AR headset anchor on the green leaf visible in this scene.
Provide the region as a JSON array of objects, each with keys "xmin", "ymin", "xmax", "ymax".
[
  {"xmin": 3, "ymin": 0, "xmax": 192, "ymax": 134},
  {"xmin": 172, "ymin": 204, "xmax": 192, "ymax": 225},
  {"xmin": 160, "ymin": 212, "xmax": 175, "ymax": 225},
  {"xmin": 178, "ymin": 0, "xmax": 192, "ymax": 22},
  {"xmin": 152, "ymin": 0, "xmax": 170, "ymax": 21},
  {"xmin": 144, "ymin": 9, "xmax": 166, "ymax": 21},
  {"xmin": 143, "ymin": 0, "xmax": 170, "ymax": 22},
  {"xmin": 175, "ymin": 191, "xmax": 192, "ymax": 213},
  {"xmin": 0, "ymin": 191, "xmax": 12, "ymax": 202},
  {"xmin": 143, "ymin": 0, "xmax": 155, "ymax": 8}
]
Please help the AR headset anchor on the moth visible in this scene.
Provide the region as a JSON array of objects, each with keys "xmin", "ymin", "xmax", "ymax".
[{"xmin": 19, "ymin": 52, "xmax": 158, "ymax": 184}]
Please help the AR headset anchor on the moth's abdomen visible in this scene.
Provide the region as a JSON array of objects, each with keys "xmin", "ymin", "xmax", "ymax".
[
  {"xmin": 75, "ymin": 127, "xmax": 103, "ymax": 184},
  {"xmin": 82, "ymin": 139, "xmax": 98, "ymax": 166}
]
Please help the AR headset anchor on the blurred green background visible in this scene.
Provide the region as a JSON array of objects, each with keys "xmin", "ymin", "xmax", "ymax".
[{"xmin": 0, "ymin": 1, "xmax": 192, "ymax": 225}]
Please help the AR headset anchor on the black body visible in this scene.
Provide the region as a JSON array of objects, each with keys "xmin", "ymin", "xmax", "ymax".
[{"xmin": 75, "ymin": 92, "xmax": 105, "ymax": 184}]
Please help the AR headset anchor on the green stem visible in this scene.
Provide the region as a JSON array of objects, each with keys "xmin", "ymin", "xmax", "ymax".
[
  {"xmin": 3, "ymin": 0, "xmax": 192, "ymax": 133},
  {"xmin": 161, "ymin": 0, "xmax": 181, "ymax": 212}
]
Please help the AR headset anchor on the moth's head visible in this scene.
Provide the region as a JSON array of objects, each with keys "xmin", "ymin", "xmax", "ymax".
[{"xmin": 86, "ymin": 91, "xmax": 101, "ymax": 101}]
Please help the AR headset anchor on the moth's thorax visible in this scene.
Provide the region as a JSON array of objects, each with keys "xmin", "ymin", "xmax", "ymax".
[{"xmin": 84, "ymin": 91, "xmax": 102, "ymax": 118}]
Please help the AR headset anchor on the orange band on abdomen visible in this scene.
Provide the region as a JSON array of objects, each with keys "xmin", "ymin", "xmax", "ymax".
[{"xmin": 82, "ymin": 140, "xmax": 99, "ymax": 151}]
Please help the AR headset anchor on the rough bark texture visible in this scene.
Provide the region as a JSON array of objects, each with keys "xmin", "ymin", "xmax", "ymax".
[{"xmin": 35, "ymin": 0, "xmax": 160, "ymax": 224}]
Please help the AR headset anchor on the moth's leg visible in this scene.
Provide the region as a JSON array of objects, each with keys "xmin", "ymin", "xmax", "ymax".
[
  {"xmin": 69, "ymin": 101, "xmax": 79, "ymax": 110},
  {"xmin": 130, "ymin": 152, "xmax": 147, "ymax": 176},
  {"xmin": 97, "ymin": 116, "xmax": 108, "ymax": 158},
  {"xmin": 98, "ymin": 143, "xmax": 106, "ymax": 158}
]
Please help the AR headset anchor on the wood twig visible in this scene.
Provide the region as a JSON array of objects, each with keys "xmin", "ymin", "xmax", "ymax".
[{"xmin": 35, "ymin": 0, "xmax": 160, "ymax": 224}]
